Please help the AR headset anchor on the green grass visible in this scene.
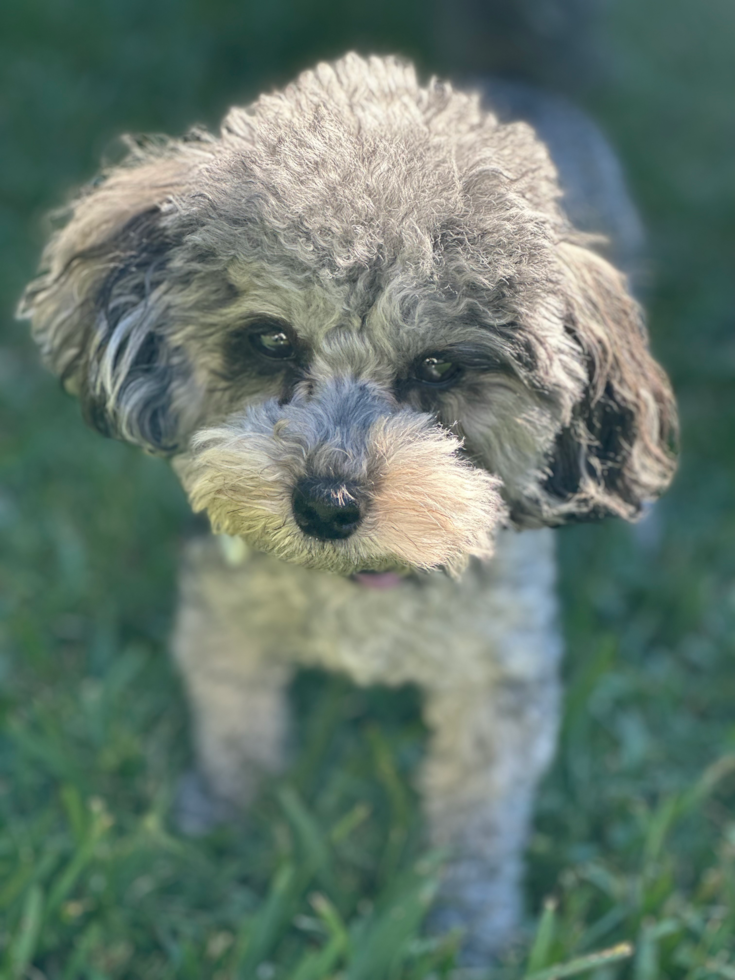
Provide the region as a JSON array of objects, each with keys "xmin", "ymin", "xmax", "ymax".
[{"xmin": 1, "ymin": 0, "xmax": 734, "ymax": 976}]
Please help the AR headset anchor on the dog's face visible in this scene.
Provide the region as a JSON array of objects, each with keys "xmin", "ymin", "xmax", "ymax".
[{"xmin": 19, "ymin": 54, "xmax": 677, "ymax": 576}]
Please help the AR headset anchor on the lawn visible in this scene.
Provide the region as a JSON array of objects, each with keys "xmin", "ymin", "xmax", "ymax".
[{"xmin": 0, "ymin": 0, "xmax": 733, "ymax": 977}]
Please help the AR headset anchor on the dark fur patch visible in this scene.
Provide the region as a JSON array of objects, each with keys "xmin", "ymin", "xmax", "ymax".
[
  {"xmin": 67, "ymin": 209, "xmax": 185, "ymax": 452},
  {"xmin": 543, "ymin": 386, "xmax": 639, "ymax": 522}
]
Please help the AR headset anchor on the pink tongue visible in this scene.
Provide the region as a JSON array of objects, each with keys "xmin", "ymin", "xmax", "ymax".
[{"xmin": 353, "ymin": 571, "xmax": 404, "ymax": 589}]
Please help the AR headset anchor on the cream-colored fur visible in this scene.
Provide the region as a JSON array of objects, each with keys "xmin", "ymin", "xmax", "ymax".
[{"xmin": 177, "ymin": 403, "xmax": 506, "ymax": 577}]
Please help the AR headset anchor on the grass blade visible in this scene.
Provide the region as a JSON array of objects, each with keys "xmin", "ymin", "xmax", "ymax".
[
  {"xmin": 278, "ymin": 785, "xmax": 333, "ymax": 882},
  {"xmin": 346, "ymin": 856, "xmax": 442, "ymax": 980},
  {"xmin": 525, "ymin": 942, "xmax": 633, "ymax": 980},
  {"xmin": 287, "ymin": 933, "xmax": 347, "ymax": 980},
  {"xmin": 233, "ymin": 863, "xmax": 299, "ymax": 977},
  {"xmin": 526, "ymin": 898, "xmax": 558, "ymax": 973},
  {"xmin": 7, "ymin": 884, "xmax": 44, "ymax": 979}
]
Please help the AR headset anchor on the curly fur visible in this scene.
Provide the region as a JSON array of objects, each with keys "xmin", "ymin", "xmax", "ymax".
[
  {"xmin": 19, "ymin": 53, "xmax": 675, "ymax": 523},
  {"xmin": 19, "ymin": 53, "xmax": 677, "ymax": 962}
]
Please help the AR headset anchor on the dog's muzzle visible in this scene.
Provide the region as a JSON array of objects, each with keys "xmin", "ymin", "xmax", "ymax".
[
  {"xmin": 175, "ymin": 376, "xmax": 507, "ymax": 575},
  {"xmin": 292, "ymin": 477, "xmax": 362, "ymax": 541}
]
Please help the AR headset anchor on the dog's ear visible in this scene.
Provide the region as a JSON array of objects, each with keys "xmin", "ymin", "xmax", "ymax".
[
  {"xmin": 543, "ymin": 241, "xmax": 677, "ymax": 522},
  {"xmin": 18, "ymin": 143, "xmax": 203, "ymax": 453}
]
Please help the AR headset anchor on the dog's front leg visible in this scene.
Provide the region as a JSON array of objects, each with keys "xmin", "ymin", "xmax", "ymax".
[
  {"xmin": 421, "ymin": 677, "xmax": 560, "ymax": 963},
  {"xmin": 171, "ymin": 541, "xmax": 292, "ymax": 834}
]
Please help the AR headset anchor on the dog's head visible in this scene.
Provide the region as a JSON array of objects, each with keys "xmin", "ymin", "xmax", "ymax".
[{"xmin": 19, "ymin": 54, "xmax": 677, "ymax": 576}]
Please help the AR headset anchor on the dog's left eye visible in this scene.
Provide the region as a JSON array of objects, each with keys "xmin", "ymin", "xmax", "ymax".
[
  {"xmin": 415, "ymin": 355, "xmax": 462, "ymax": 386},
  {"xmin": 250, "ymin": 324, "xmax": 296, "ymax": 360}
]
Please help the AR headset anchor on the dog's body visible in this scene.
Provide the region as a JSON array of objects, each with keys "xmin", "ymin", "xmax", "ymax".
[
  {"xmin": 20, "ymin": 54, "xmax": 676, "ymax": 960},
  {"xmin": 174, "ymin": 528, "xmax": 560, "ymax": 953}
]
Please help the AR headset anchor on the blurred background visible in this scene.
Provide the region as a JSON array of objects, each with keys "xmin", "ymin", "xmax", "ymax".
[{"xmin": 0, "ymin": 1, "xmax": 733, "ymax": 976}]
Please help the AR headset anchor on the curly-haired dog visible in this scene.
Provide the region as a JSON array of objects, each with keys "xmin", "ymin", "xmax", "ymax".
[{"xmin": 20, "ymin": 54, "xmax": 677, "ymax": 961}]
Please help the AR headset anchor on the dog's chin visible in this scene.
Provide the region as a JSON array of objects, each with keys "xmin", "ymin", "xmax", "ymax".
[
  {"xmin": 244, "ymin": 529, "xmax": 415, "ymax": 578},
  {"xmin": 207, "ymin": 516, "xmax": 416, "ymax": 577},
  {"xmin": 200, "ymin": 502, "xmax": 501, "ymax": 578},
  {"xmin": 214, "ymin": 525, "xmax": 415, "ymax": 584},
  {"xmin": 350, "ymin": 569, "xmax": 409, "ymax": 589}
]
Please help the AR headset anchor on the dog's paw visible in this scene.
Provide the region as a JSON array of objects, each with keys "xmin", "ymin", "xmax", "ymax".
[
  {"xmin": 427, "ymin": 884, "xmax": 521, "ymax": 968},
  {"xmin": 426, "ymin": 906, "xmax": 499, "ymax": 969},
  {"xmin": 173, "ymin": 768, "xmax": 237, "ymax": 836}
]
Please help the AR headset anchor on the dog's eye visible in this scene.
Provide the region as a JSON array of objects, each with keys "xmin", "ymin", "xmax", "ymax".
[
  {"xmin": 250, "ymin": 323, "xmax": 296, "ymax": 360},
  {"xmin": 415, "ymin": 355, "xmax": 462, "ymax": 386}
]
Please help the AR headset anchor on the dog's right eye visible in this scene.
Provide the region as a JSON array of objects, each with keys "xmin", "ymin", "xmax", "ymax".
[
  {"xmin": 220, "ymin": 320, "xmax": 302, "ymax": 381},
  {"xmin": 249, "ymin": 323, "xmax": 296, "ymax": 360}
]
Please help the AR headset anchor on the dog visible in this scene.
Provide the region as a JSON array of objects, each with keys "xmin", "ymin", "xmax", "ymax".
[{"xmin": 19, "ymin": 53, "xmax": 677, "ymax": 962}]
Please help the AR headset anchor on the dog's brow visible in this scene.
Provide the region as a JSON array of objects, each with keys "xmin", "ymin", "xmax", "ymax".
[{"xmin": 323, "ymin": 320, "xmax": 363, "ymax": 340}]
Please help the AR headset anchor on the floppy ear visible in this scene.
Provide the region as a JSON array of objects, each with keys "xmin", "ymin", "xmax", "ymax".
[
  {"xmin": 18, "ymin": 142, "xmax": 205, "ymax": 453},
  {"xmin": 544, "ymin": 241, "xmax": 677, "ymax": 522}
]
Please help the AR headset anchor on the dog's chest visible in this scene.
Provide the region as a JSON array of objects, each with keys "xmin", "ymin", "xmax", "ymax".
[{"xmin": 180, "ymin": 528, "xmax": 561, "ymax": 689}]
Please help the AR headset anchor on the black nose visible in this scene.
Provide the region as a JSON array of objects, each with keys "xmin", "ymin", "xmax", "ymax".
[{"xmin": 292, "ymin": 478, "xmax": 363, "ymax": 541}]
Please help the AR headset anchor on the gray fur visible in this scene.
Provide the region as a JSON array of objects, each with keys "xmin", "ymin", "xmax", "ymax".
[
  {"xmin": 476, "ymin": 79, "xmax": 647, "ymax": 288},
  {"xmin": 19, "ymin": 54, "xmax": 677, "ymax": 962}
]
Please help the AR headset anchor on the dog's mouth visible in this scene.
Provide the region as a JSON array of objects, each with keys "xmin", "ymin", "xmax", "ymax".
[{"xmin": 351, "ymin": 569, "xmax": 406, "ymax": 589}]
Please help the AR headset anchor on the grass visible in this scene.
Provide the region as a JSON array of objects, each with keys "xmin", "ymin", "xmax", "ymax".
[{"xmin": 0, "ymin": 0, "xmax": 734, "ymax": 976}]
